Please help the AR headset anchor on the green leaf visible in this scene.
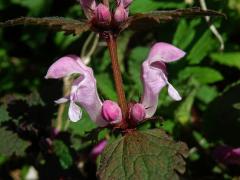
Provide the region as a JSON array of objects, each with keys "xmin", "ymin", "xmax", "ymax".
[
  {"xmin": 179, "ymin": 66, "xmax": 223, "ymax": 84},
  {"xmin": 196, "ymin": 86, "xmax": 218, "ymax": 104},
  {"xmin": 98, "ymin": 129, "xmax": 188, "ymax": 180},
  {"xmin": 210, "ymin": 52, "xmax": 240, "ymax": 70},
  {"xmin": 0, "ymin": 106, "xmax": 11, "ymax": 124},
  {"xmin": 128, "ymin": 46, "xmax": 149, "ymax": 89},
  {"xmin": 68, "ymin": 111, "xmax": 97, "ymax": 136},
  {"xmin": 96, "ymin": 73, "xmax": 117, "ymax": 100},
  {"xmin": 173, "ymin": 19, "xmax": 200, "ymax": 49},
  {"xmin": 130, "ymin": 0, "xmax": 185, "ymax": 13},
  {"xmin": 0, "ymin": 128, "xmax": 30, "ymax": 157},
  {"xmin": 187, "ymin": 30, "xmax": 216, "ymax": 64},
  {"xmin": 53, "ymin": 140, "xmax": 73, "ymax": 169},
  {"xmin": 11, "ymin": 0, "xmax": 51, "ymax": 16},
  {"xmin": 175, "ymin": 90, "xmax": 196, "ymax": 125}
]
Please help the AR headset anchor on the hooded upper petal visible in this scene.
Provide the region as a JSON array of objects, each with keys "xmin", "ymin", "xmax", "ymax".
[
  {"xmin": 79, "ymin": 0, "xmax": 96, "ymax": 19},
  {"xmin": 46, "ymin": 55, "xmax": 108, "ymax": 127},
  {"xmin": 148, "ymin": 42, "xmax": 186, "ymax": 63},
  {"xmin": 45, "ymin": 55, "xmax": 85, "ymax": 79}
]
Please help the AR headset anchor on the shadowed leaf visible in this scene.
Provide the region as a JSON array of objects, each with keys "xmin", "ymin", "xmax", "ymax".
[
  {"xmin": 0, "ymin": 128, "xmax": 30, "ymax": 157},
  {"xmin": 0, "ymin": 17, "xmax": 90, "ymax": 35},
  {"xmin": 98, "ymin": 128, "xmax": 188, "ymax": 180},
  {"xmin": 124, "ymin": 7, "xmax": 225, "ymax": 30}
]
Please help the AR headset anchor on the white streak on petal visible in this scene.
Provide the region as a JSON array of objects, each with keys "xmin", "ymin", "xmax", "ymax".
[
  {"xmin": 68, "ymin": 101, "xmax": 82, "ymax": 122},
  {"xmin": 168, "ymin": 83, "xmax": 182, "ymax": 101},
  {"xmin": 54, "ymin": 97, "xmax": 69, "ymax": 104}
]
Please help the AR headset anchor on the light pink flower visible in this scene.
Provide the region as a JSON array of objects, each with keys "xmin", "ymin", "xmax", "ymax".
[
  {"xmin": 78, "ymin": 0, "xmax": 96, "ymax": 19},
  {"xmin": 139, "ymin": 42, "xmax": 186, "ymax": 118},
  {"xmin": 45, "ymin": 55, "xmax": 121, "ymax": 127}
]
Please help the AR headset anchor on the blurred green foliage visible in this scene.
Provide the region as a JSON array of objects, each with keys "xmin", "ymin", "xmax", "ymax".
[{"xmin": 0, "ymin": 0, "xmax": 240, "ymax": 179}]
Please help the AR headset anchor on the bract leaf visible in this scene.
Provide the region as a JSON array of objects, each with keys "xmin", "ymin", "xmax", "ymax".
[
  {"xmin": 124, "ymin": 7, "xmax": 225, "ymax": 30},
  {"xmin": 0, "ymin": 17, "xmax": 90, "ymax": 35},
  {"xmin": 98, "ymin": 128, "xmax": 188, "ymax": 180}
]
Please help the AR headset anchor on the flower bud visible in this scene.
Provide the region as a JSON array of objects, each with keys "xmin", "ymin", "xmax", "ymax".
[
  {"xmin": 114, "ymin": 5, "xmax": 128, "ymax": 23},
  {"xmin": 102, "ymin": 100, "xmax": 122, "ymax": 124},
  {"xmin": 95, "ymin": 3, "xmax": 111, "ymax": 24},
  {"xmin": 131, "ymin": 103, "xmax": 146, "ymax": 123}
]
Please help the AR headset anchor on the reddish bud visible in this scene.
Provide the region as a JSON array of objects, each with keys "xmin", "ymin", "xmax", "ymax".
[
  {"xmin": 95, "ymin": 3, "xmax": 111, "ymax": 24},
  {"xmin": 114, "ymin": 5, "xmax": 128, "ymax": 23},
  {"xmin": 131, "ymin": 103, "xmax": 146, "ymax": 123},
  {"xmin": 102, "ymin": 100, "xmax": 122, "ymax": 124}
]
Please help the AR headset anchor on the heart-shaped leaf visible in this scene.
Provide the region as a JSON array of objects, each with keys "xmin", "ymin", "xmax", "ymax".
[{"xmin": 98, "ymin": 128, "xmax": 188, "ymax": 180}]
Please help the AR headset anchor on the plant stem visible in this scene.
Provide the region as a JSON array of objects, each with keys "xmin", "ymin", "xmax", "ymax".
[
  {"xmin": 106, "ymin": 33, "xmax": 128, "ymax": 122},
  {"xmin": 103, "ymin": 0, "xmax": 109, "ymax": 7}
]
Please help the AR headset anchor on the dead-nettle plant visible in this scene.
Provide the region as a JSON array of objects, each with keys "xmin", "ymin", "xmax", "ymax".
[{"xmin": 0, "ymin": 0, "xmax": 224, "ymax": 179}]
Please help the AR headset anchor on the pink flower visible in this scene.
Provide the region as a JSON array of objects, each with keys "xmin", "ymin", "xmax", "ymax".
[
  {"xmin": 130, "ymin": 42, "xmax": 185, "ymax": 122},
  {"xmin": 213, "ymin": 146, "xmax": 240, "ymax": 165},
  {"xmin": 45, "ymin": 55, "xmax": 122, "ymax": 127},
  {"xmin": 90, "ymin": 140, "xmax": 107, "ymax": 161}
]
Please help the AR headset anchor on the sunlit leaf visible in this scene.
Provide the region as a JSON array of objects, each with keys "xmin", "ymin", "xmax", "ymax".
[
  {"xmin": 98, "ymin": 129, "xmax": 188, "ymax": 180},
  {"xmin": 210, "ymin": 52, "xmax": 240, "ymax": 70},
  {"xmin": 187, "ymin": 30, "xmax": 217, "ymax": 64},
  {"xmin": 179, "ymin": 66, "xmax": 223, "ymax": 84},
  {"xmin": 175, "ymin": 89, "xmax": 196, "ymax": 125}
]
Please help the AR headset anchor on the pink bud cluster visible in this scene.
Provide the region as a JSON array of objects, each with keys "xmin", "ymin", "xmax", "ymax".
[{"xmin": 79, "ymin": 0, "xmax": 132, "ymax": 26}]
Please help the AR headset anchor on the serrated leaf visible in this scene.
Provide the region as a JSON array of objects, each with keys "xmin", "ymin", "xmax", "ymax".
[
  {"xmin": 210, "ymin": 52, "xmax": 240, "ymax": 70},
  {"xmin": 125, "ymin": 7, "xmax": 224, "ymax": 30},
  {"xmin": 0, "ymin": 17, "xmax": 89, "ymax": 35},
  {"xmin": 98, "ymin": 129, "xmax": 188, "ymax": 180},
  {"xmin": 0, "ymin": 106, "xmax": 11, "ymax": 124},
  {"xmin": 0, "ymin": 128, "xmax": 30, "ymax": 157},
  {"xmin": 53, "ymin": 140, "xmax": 73, "ymax": 169},
  {"xmin": 179, "ymin": 66, "xmax": 223, "ymax": 84}
]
